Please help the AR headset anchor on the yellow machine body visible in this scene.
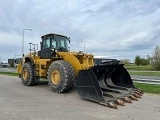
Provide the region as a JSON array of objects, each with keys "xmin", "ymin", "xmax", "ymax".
[{"xmin": 17, "ymin": 51, "xmax": 94, "ymax": 78}]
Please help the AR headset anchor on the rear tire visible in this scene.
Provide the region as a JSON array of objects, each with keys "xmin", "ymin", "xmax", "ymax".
[
  {"xmin": 21, "ymin": 62, "xmax": 36, "ymax": 86},
  {"xmin": 48, "ymin": 60, "xmax": 76, "ymax": 93}
]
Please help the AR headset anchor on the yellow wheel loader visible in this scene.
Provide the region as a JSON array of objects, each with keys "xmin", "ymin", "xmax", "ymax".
[{"xmin": 17, "ymin": 33, "xmax": 143, "ymax": 109}]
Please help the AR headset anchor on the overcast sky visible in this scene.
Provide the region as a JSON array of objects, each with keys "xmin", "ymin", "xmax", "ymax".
[{"xmin": 0, "ymin": 0, "xmax": 160, "ymax": 62}]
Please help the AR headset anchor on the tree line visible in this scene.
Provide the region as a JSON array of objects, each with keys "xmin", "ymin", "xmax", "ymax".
[
  {"xmin": 135, "ymin": 45, "xmax": 160, "ymax": 70},
  {"xmin": 120, "ymin": 45, "xmax": 160, "ymax": 70}
]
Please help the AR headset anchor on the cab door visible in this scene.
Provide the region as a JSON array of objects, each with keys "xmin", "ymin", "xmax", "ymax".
[{"xmin": 40, "ymin": 36, "xmax": 51, "ymax": 59}]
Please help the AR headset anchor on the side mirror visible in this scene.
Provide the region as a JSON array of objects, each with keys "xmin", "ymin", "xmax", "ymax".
[
  {"xmin": 40, "ymin": 42, "xmax": 42, "ymax": 45},
  {"xmin": 68, "ymin": 37, "xmax": 70, "ymax": 44}
]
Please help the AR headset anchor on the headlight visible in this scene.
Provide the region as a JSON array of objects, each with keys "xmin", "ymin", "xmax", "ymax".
[{"xmin": 78, "ymin": 51, "xmax": 83, "ymax": 55}]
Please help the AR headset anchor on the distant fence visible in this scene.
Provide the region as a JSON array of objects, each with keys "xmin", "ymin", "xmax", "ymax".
[{"xmin": 132, "ymin": 78, "xmax": 160, "ymax": 85}]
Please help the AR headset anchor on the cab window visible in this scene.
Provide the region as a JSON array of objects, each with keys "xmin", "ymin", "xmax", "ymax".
[{"xmin": 42, "ymin": 36, "xmax": 50, "ymax": 49}]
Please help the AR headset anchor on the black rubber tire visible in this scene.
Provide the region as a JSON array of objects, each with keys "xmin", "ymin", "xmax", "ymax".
[
  {"xmin": 48, "ymin": 60, "xmax": 76, "ymax": 93},
  {"xmin": 21, "ymin": 62, "xmax": 36, "ymax": 86},
  {"xmin": 34, "ymin": 76, "xmax": 40, "ymax": 85}
]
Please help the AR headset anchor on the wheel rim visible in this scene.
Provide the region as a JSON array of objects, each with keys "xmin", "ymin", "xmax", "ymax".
[
  {"xmin": 23, "ymin": 69, "xmax": 28, "ymax": 80},
  {"xmin": 51, "ymin": 70, "xmax": 60, "ymax": 84}
]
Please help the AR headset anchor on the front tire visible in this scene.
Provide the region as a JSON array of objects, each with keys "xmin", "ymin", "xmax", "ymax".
[
  {"xmin": 21, "ymin": 62, "xmax": 36, "ymax": 86},
  {"xmin": 48, "ymin": 60, "xmax": 76, "ymax": 93}
]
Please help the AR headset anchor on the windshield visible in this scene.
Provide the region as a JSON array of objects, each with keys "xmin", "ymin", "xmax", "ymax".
[{"xmin": 51, "ymin": 35, "xmax": 68, "ymax": 50}]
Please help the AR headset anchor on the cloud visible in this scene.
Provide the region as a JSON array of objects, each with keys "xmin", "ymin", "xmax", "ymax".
[{"xmin": 0, "ymin": 0, "xmax": 160, "ymax": 62}]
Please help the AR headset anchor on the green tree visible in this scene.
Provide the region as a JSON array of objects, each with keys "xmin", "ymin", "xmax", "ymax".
[
  {"xmin": 141, "ymin": 58, "xmax": 149, "ymax": 65},
  {"xmin": 135, "ymin": 55, "xmax": 150, "ymax": 66},
  {"xmin": 150, "ymin": 45, "xmax": 160, "ymax": 70},
  {"xmin": 135, "ymin": 55, "xmax": 141, "ymax": 65}
]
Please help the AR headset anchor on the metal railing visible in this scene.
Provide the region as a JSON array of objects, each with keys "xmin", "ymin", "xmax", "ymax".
[{"xmin": 132, "ymin": 78, "xmax": 160, "ymax": 85}]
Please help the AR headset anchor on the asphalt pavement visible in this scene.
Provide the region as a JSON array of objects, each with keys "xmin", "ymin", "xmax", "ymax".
[{"xmin": 0, "ymin": 74, "xmax": 160, "ymax": 120}]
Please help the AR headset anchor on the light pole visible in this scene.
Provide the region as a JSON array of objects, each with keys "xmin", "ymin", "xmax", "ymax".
[
  {"xmin": 81, "ymin": 41, "xmax": 85, "ymax": 53},
  {"xmin": 22, "ymin": 29, "xmax": 32, "ymax": 56}
]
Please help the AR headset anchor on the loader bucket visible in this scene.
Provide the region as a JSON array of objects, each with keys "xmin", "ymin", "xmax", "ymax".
[{"xmin": 76, "ymin": 63, "xmax": 143, "ymax": 109}]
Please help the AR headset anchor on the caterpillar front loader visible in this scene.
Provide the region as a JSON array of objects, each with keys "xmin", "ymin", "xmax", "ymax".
[{"xmin": 17, "ymin": 33, "xmax": 143, "ymax": 109}]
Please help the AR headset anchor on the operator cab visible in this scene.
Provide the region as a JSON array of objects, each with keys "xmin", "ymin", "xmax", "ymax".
[{"xmin": 38, "ymin": 33, "xmax": 70, "ymax": 59}]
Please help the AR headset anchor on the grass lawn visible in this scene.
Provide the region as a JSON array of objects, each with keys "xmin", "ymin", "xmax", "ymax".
[
  {"xmin": 134, "ymin": 83, "xmax": 160, "ymax": 94},
  {"xmin": 128, "ymin": 71, "xmax": 160, "ymax": 76},
  {"xmin": 0, "ymin": 71, "xmax": 18, "ymax": 76},
  {"xmin": 124, "ymin": 65, "xmax": 153, "ymax": 71},
  {"xmin": 124, "ymin": 64, "xmax": 160, "ymax": 76}
]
